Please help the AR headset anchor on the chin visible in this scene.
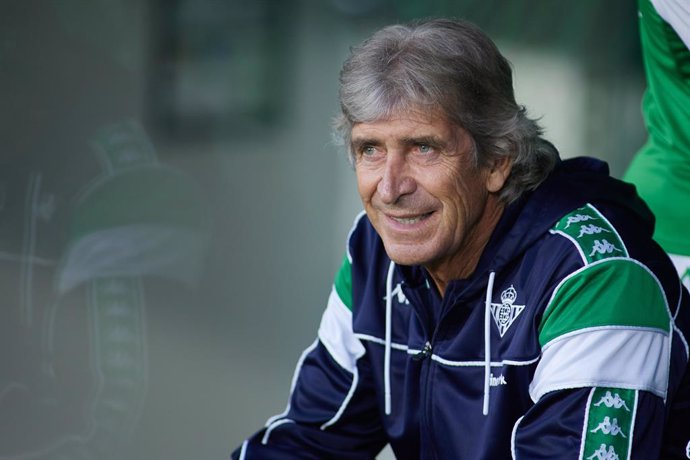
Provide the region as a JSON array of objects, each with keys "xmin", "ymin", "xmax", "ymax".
[{"xmin": 382, "ymin": 242, "xmax": 431, "ymax": 267}]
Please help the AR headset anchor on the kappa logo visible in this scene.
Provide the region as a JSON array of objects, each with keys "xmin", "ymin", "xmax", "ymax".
[
  {"xmin": 583, "ymin": 388, "xmax": 634, "ymax": 460},
  {"xmin": 564, "ymin": 213, "xmax": 596, "ymax": 228},
  {"xmin": 594, "ymin": 391, "xmax": 630, "ymax": 411},
  {"xmin": 590, "ymin": 416, "xmax": 627, "ymax": 438},
  {"xmin": 554, "ymin": 205, "xmax": 629, "ymax": 264},
  {"xmin": 589, "ymin": 239, "xmax": 623, "ymax": 258},
  {"xmin": 587, "ymin": 444, "xmax": 620, "ymax": 460},
  {"xmin": 490, "ymin": 285, "xmax": 525, "ymax": 337},
  {"xmin": 577, "ymin": 224, "xmax": 611, "ymax": 238},
  {"xmin": 384, "ymin": 283, "xmax": 409, "ymax": 305}
]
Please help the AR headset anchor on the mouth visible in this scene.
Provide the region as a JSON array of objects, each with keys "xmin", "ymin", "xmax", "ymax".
[{"xmin": 387, "ymin": 211, "xmax": 434, "ymax": 225}]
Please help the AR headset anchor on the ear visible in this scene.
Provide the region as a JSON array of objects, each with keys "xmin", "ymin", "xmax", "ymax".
[{"xmin": 486, "ymin": 157, "xmax": 512, "ymax": 193}]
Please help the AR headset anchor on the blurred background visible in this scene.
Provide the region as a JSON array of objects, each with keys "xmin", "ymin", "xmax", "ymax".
[{"xmin": 0, "ymin": 0, "xmax": 645, "ymax": 459}]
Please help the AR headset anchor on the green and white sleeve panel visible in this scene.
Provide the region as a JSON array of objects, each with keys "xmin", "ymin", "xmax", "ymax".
[
  {"xmin": 532, "ymin": 204, "xmax": 675, "ymax": 402},
  {"xmin": 318, "ymin": 268, "xmax": 364, "ymax": 375},
  {"xmin": 317, "ymin": 210, "xmax": 366, "ymax": 374},
  {"xmin": 316, "ymin": 255, "xmax": 366, "ymax": 430}
]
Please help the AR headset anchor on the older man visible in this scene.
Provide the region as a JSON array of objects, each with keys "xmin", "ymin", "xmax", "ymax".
[{"xmin": 233, "ymin": 18, "xmax": 690, "ymax": 459}]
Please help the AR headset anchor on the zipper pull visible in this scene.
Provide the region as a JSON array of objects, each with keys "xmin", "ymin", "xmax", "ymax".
[{"xmin": 412, "ymin": 341, "xmax": 432, "ymax": 361}]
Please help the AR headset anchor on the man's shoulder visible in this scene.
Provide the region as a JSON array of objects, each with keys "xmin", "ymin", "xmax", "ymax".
[
  {"xmin": 346, "ymin": 211, "xmax": 386, "ymax": 266},
  {"xmin": 548, "ymin": 203, "xmax": 629, "ymax": 265}
]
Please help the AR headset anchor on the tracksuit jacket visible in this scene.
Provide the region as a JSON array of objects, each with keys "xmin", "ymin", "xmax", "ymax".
[{"xmin": 233, "ymin": 157, "xmax": 690, "ymax": 459}]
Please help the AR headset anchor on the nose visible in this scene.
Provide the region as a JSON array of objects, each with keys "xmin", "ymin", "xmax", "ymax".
[{"xmin": 377, "ymin": 151, "xmax": 416, "ymax": 205}]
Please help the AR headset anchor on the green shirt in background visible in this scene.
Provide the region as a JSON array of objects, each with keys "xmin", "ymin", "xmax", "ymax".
[{"xmin": 624, "ymin": 0, "xmax": 690, "ymax": 256}]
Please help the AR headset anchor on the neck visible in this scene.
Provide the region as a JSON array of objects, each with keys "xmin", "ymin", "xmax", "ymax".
[{"xmin": 427, "ymin": 196, "xmax": 505, "ymax": 296}]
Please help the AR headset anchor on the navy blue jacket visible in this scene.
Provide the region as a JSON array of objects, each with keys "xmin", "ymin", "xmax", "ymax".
[{"xmin": 233, "ymin": 158, "xmax": 690, "ymax": 459}]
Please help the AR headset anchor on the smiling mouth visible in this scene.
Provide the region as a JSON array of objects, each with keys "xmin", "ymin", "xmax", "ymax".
[{"xmin": 389, "ymin": 211, "xmax": 434, "ymax": 224}]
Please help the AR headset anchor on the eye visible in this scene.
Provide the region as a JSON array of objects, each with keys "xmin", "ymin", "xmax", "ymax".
[
  {"xmin": 362, "ymin": 145, "xmax": 377, "ymax": 156},
  {"xmin": 414, "ymin": 143, "xmax": 437, "ymax": 156},
  {"xmin": 356, "ymin": 144, "xmax": 382, "ymax": 161}
]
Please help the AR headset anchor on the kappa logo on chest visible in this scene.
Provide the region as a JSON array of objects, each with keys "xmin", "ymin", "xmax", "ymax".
[
  {"xmin": 383, "ymin": 282, "xmax": 410, "ymax": 305},
  {"xmin": 490, "ymin": 285, "xmax": 525, "ymax": 337}
]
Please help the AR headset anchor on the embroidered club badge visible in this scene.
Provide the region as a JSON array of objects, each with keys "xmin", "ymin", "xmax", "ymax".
[{"xmin": 490, "ymin": 285, "xmax": 525, "ymax": 337}]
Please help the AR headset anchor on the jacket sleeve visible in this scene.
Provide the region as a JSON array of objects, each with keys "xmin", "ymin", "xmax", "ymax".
[
  {"xmin": 512, "ymin": 386, "xmax": 672, "ymax": 459},
  {"xmin": 513, "ymin": 233, "xmax": 690, "ymax": 458},
  {"xmin": 231, "ymin": 254, "xmax": 387, "ymax": 459}
]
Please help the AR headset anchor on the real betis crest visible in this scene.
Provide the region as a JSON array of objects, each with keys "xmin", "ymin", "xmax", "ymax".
[{"xmin": 490, "ymin": 285, "xmax": 525, "ymax": 337}]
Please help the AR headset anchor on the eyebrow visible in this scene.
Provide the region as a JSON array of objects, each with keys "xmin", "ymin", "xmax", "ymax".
[
  {"xmin": 350, "ymin": 137, "xmax": 381, "ymax": 152},
  {"xmin": 400, "ymin": 135, "xmax": 447, "ymax": 149}
]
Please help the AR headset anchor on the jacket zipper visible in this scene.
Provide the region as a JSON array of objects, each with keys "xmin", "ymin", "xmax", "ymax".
[
  {"xmin": 418, "ymin": 340, "xmax": 438, "ymax": 459},
  {"xmin": 412, "ymin": 341, "xmax": 432, "ymax": 361},
  {"xmin": 407, "ymin": 283, "xmax": 440, "ymax": 459}
]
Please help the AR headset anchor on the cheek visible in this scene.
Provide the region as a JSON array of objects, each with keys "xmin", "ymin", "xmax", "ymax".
[
  {"xmin": 355, "ymin": 169, "xmax": 376, "ymax": 202},
  {"xmin": 443, "ymin": 178, "xmax": 486, "ymax": 222}
]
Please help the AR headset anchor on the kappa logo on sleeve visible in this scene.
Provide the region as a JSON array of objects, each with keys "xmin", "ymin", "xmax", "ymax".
[
  {"xmin": 586, "ymin": 444, "xmax": 620, "ymax": 460},
  {"xmin": 593, "ymin": 391, "xmax": 631, "ymax": 411},
  {"xmin": 551, "ymin": 204, "xmax": 629, "ymax": 265},
  {"xmin": 577, "ymin": 224, "xmax": 611, "ymax": 238},
  {"xmin": 588, "ymin": 240, "xmax": 624, "ymax": 258},
  {"xmin": 590, "ymin": 417, "xmax": 627, "ymax": 438},
  {"xmin": 564, "ymin": 213, "xmax": 596, "ymax": 228},
  {"xmin": 580, "ymin": 388, "xmax": 636, "ymax": 460}
]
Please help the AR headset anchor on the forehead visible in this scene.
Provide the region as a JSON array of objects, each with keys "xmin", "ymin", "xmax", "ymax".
[{"xmin": 350, "ymin": 110, "xmax": 457, "ymax": 141}]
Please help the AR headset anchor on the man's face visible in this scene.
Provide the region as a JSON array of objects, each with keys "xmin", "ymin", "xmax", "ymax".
[{"xmin": 351, "ymin": 110, "xmax": 510, "ymax": 281}]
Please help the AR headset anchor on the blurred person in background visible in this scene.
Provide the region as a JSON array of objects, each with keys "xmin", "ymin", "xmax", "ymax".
[
  {"xmin": 624, "ymin": 0, "xmax": 690, "ymax": 291},
  {"xmin": 0, "ymin": 2, "xmax": 209, "ymax": 458},
  {"xmin": 232, "ymin": 17, "xmax": 690, "ymax": 459}
]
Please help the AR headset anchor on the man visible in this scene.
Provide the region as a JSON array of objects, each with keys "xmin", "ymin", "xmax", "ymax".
[
  {"xmin": 624, "ymin": 0, "xmax": 690, "ymax": 291},
  {"xmin": 233, "ymin": 18, "xmax": 690, "ymax": 459}
]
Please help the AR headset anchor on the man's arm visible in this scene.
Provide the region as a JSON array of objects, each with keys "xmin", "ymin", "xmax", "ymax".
[
  {"xmin": 513, "ymin": 387, "xmax": 667, "ymax": 459},
  {"xmin": 513, "ymin": 229, "xmax": 690, "ymax": 458}
]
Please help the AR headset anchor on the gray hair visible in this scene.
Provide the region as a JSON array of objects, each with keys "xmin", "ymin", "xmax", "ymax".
[{"xmin": 334, "ymin": 18, "xmax": 559, "ymax": 204}]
